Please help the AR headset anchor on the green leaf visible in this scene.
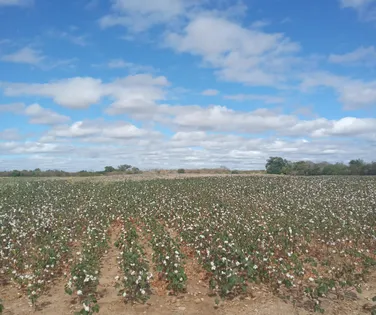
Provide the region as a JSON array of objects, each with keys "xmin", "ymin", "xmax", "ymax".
[
  {"xmin": 65, "ymin": 287, "xmax": 73, "ymax": 295},
  {"xmin": 92, "ymin": 304, "xmax": 100, "ymax": 313}
]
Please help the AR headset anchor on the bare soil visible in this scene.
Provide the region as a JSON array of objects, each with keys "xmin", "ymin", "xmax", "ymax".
[
  {"xmin": 4, "ymin": 272, "xmax": 376, "ymax": 315},
  {"xmin": 2, "ymin": 267, "xmax": 376, "ymax": 315}
]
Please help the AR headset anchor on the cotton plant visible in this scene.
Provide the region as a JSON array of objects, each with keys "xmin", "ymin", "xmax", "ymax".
[
  {"xmin": 145, "ymin": 219, "xmax": 187, "ymax": 294},
  {"xmin": 1, "ymin": 176, "xmax": 376, "ymax": 313},
  {"xmin": 114, "ymin": 219, "xmax": 152, "ymax": 303}
]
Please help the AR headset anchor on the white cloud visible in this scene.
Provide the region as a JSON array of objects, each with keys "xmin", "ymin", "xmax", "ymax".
[
  {"xmin": 0, "ymin": 102, "xmax": 69, "ymax": 125},
  {"xmin": 201, "ymin": 89, "xmax": 219, "ymax": 96},
  {"xmin": 0, "ymin": 141, "xmax": 71, "ymax": 155},
  {"xmin": 0, "ymin": 129, "xmax": 22, "ymax": 140},
  {"xmin": 2, "ymin": 129, "xmax": 375, "ymax": 171},
  {"xmin": 46, "ymin": 30, "xmax": 88, "ymax": 46},
  {"xmin": 0, "ymin": 46, "xmax": 75, "ymax": 70},
  {"xmin": 3, "ymin": 77, "xmax": 105, "ymax": 108},
  {"xmin": 47, "ymin": 120, "xmax": 158, "ymax": 142},
  {"xmin": 224, "ymin": 94, "xmax": 284, "ymax": 104},
  {"xmin": 50, "ymin": 121, "xmax": 99, "ymax": 138},
  {"xmin": 0, "ymin": 102, "xmax": 26, "ymax": 113},
  {"xmin": 310, "ymin": 117, "xmax": 376, "ymax": 137},
  {"xmin": 301, "ymin": 72, "xmax": 376, "ymax": 109},
  {"xmin": 0, "ymin": 0, "xmax": 32, "ymax": 6},
  {"xmin": 169, "ymin": 105, "xmax": 297, "ymax": 133},
  {"xmin": 149, "ymin": 102, "xmax": 376, "ymax": 140},
  {"xmin": 24, "ymin": 103, "xmax": 71, "ymax": 125},
  {"xmin": 339, "ymin": 0, "xmax": 375, "ymax": 9},
  {"xmin": 250, "ymin": 20, "xmax": 270, "ymax": 29},
  {"xmin": 108, "ymin": 59, "xmax": 130, "ymax": 68},
  {"xmin": 329, "ymin": 46, "xmax": 376, "ymax": 66},
  {"xmin": 99, "ymin": 0, "xmax": 197, "ymax": 32},
  {"xmin": 105, "ymin": 75, "xmax": 169, "ymax": 114},
  {"xmin": 107, "ymin": 59, "xmax": 156, "ymax": 73},
  {"xmin": 2, "ymin": 74, "xmax": 169, "ymax": 110},
  {"xmin": 339, "ymin": 0, "xmax": 376, "ymax": 20},
  {"xmin": 1, "ymin": 47, "xmax": 44, "ymax": 65},
  {"xmin": 165, "ymin": 15, "xmax": 300, "ymax": 86}
]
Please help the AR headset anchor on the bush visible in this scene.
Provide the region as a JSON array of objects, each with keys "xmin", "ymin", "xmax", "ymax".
[
  {"xmin": 177, "ymin": 169, "xmax": 185, "ymax": 174},
  {"xmin": 231, "ymin": 170, "xmax": 240, "ymax": 174}
]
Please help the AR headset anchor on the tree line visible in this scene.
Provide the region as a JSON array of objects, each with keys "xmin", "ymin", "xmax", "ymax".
[
  {"xmin": 266, "ymin": 157, "xmax": 376, "ymax": 175},
  {"xmin": 0, "ymin": 164, "xmax": 141, "ymax": 177}
]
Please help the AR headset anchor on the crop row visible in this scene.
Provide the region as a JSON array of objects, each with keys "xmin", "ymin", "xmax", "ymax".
[
  {"xmin": 1, "ymin": 176, "xmax": 376, "ymax": 313},
  {"xmin": 114, "ymin": 219, "xmax": 152, "ymax": 303}
]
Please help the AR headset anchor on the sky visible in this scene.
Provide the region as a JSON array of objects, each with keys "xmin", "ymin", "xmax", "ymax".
[{"xmin": 0, "ymin": 0, "xmax": 376, "ymax": 171}]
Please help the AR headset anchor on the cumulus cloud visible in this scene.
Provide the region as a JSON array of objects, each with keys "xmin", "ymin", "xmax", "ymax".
[
  {"xmin": 310, "ymin": 117, "xmax": 376, "ymax": 137},
  {"xmin": 0, "ymin": 0, "xmax": 32, "ymax": 6},
  {"xmin": 329, "ymin": 46, "xmax": 376, "ymax": 66},
  {"xmin": 1, "ymin": 47, "xmax": 44, "ymax": 65},
  {"xmin": 2, "ymin": 131, "xmax": 374, "ymax": 171},
  {"xmin": 46, "ymin": 120, "xmax": 160, "ymax": 142},
  {"xmin": 301, "ymin": 72, "xmax": 376, "ymax": 110},
  {"xmin": 46, "ymin": 29, "xmax": 89, "ymax": 46},
  {"xmin": 339, "ymin": 0, "xmax": 376, "ymax": 20},
  {"xmin": 0, "ymin": 102, "xmax": 26, "ymax": 113},
  {"xmin": 2, "ymin": 74, "xmax": 169, "ymax": 110},
  {"xmin": 0, "ymin": 129, "xmax": 22, "ymax": 141},
  {"xmin": 3, "ymin": 77, "xmax": 103, "ymax": 108},
  {"xmin": 169, "ymin": 106, "xmax": 295, "ymax": 133},
  {"xmin": 107, "ymin": 59, "xmax": 131, "ymax": 68},
  {"xmin": 0, "ymin": 142, "xmax": 72, "ymax": 155},
  {"xmin": 339, "ymin": 0, "xmax": 375, "ymax": 9},
  {"xmin": 104, "ymin": 75, "xmax": 169, "ymax": 114},
  {"xmin": 0, "ymin": 102, "xmax": 70, "ymax": 125},
  {"xmin": 224, "ymin": 94, "xmax": 284, "ymax": 104},
  {"xmin": 165, "ymin": 15, "xmax": 300, "ymax": 86},
  {"xmin": 201, "ymin": 89, "xmax": 219, "ymax": 96},
  {"xmin": 24, "ymin": 103, "xmax": 71, "ymax": 125},
  {"xmin": 99, "ymin": 0, "xmax": 198, "ymax": 32}
]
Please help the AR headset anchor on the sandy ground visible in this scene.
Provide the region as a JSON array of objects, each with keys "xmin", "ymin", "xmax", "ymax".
[{"xmin": 2, "ymin": 270, "xmax": 376, "ymax": 315}]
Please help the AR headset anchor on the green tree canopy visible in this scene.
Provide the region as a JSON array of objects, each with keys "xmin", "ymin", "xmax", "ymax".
[
  {"xmin": 104, "ymin": 166, "xmax": 115, "ymax": 173},
  {"xmin": 265, "ymin": 157, "xmax": 289, "ymax": 174},
  {"xmin": 118, "ymin": 164, "xmax": 132, "ymax": 171}
]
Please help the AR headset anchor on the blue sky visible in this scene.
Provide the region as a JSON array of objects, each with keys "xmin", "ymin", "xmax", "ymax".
[{"xmin": 1, "ymin": 0, "xmax": 376, "ymax": 171}]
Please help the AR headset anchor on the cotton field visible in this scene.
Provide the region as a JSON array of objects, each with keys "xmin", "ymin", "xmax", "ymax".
[{"xmin": 1, "ymin": 176, "xmax": 376, "ymax": 314}]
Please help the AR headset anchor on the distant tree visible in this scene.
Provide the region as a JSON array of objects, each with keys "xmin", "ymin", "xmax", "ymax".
[
  {"xmin": 177, "ymin": 168, "xmax": 185, "ymax": 174},
  {"xmin": 104, "ymin": 166, "xmax": 115, "ymax": 173},
  {"xmin": 321, "ymin": 163, "xmax": 348, "ymax": 175},
  {"xmin": 130, "ymin": 167, "xmax": 141, "ymax": 174},
  {"xmin": 291, "ymin": 161, "xmax": 316, "ymax": 175},
  {"xmin": 118, "ymin": 164, "xmax": 132, "ymax": 172},
  {"xmin": 349, "ymin": 159, "xmax": 365, "ymax": 175},
  {"xmin": 367, "ymin": 162, "xmax": 376, "ymax": 175},
  {"xmin": 265, "ymin": 157, "xmax": 289, "ymax": 174},
  {"xmin": 32, "ymin": 168, "xmax": 42, "ymax": 176},
  {"xmin": 11, "ymin": 170, "xmax": 21, "ymax": 177}
]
